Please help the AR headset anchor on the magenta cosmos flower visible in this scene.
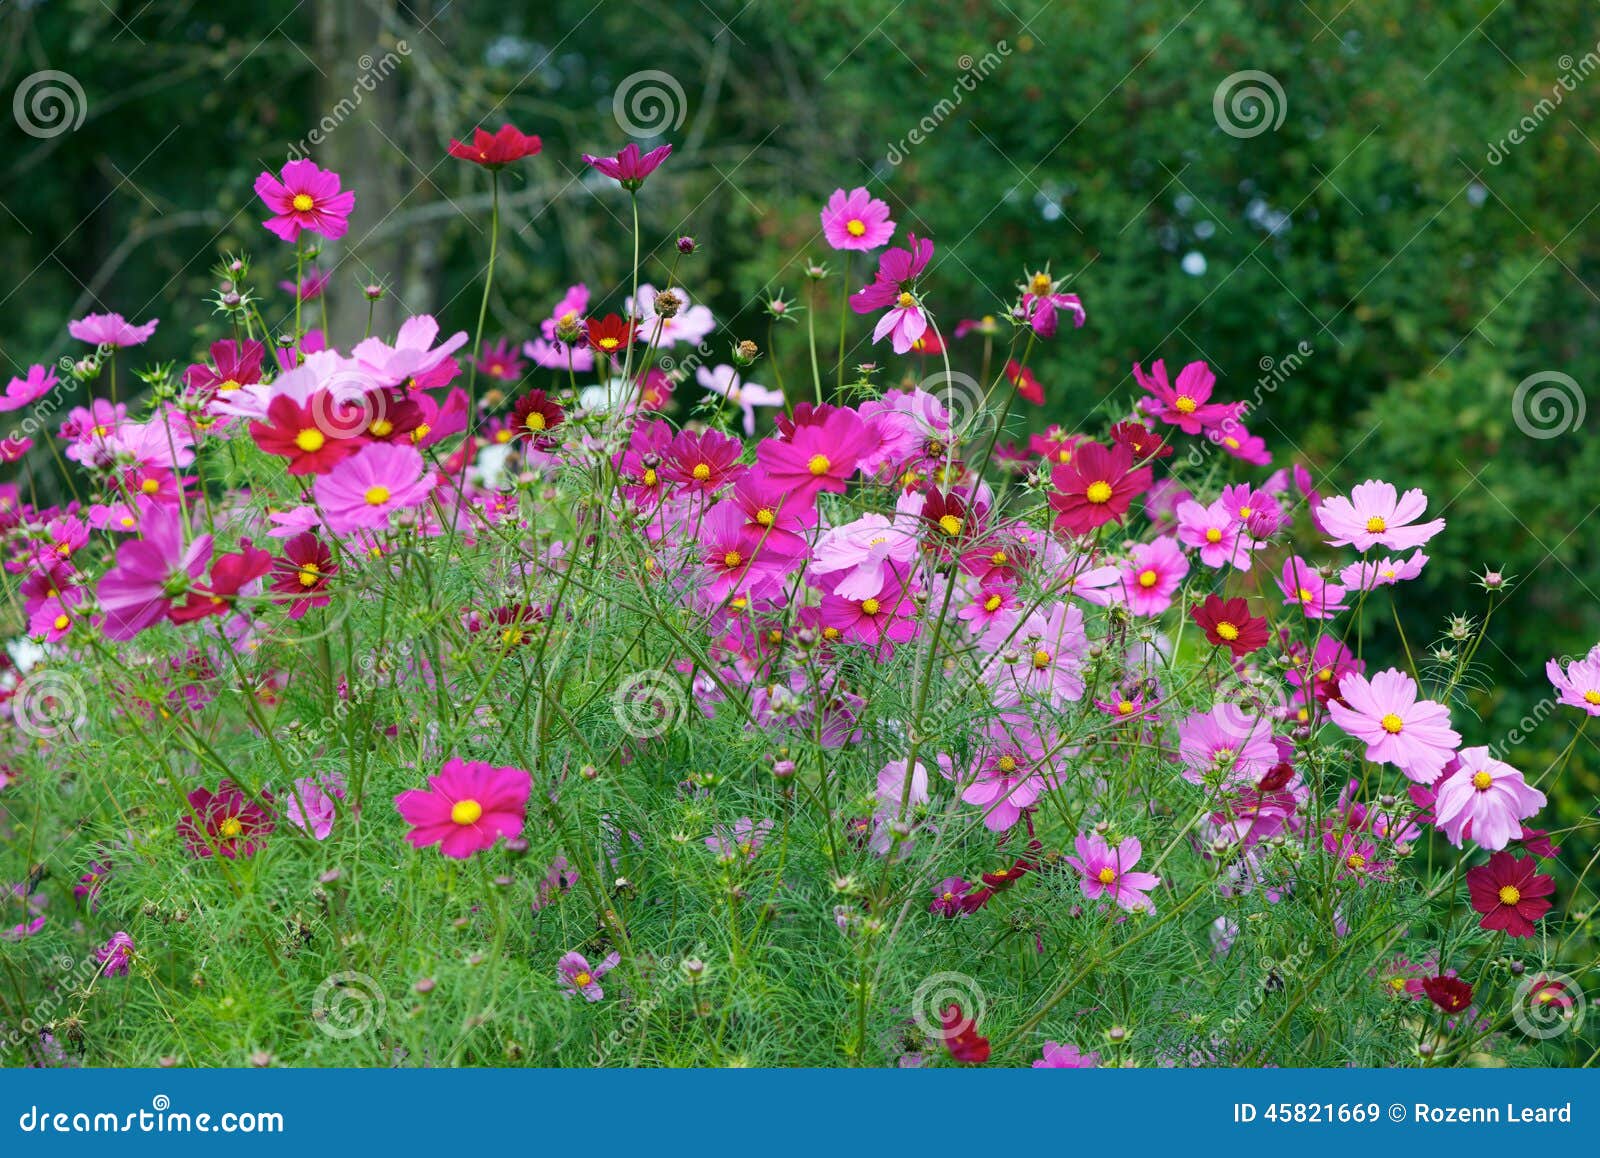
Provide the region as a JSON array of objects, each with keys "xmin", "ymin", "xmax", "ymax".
[
  {"xmin": 1133, "ymin": 359, "xmax": 1242, "ymax": 435},
  {"xmin": 558, "ymin": 950, "xmax": 620, "ymax": 1002},
  {"xmin": 97, "ymin": 502, "xmax": 214, "ymax": 640},
  {"xmin": 1433, "ymin": 747, "xmax": 1547, "ymax": 850},
  {"xmin": 1278, "ymin": 554, "xmax": 1348, "ymax": 619},
  {"xmin": 95, "ymin": 931, "xmax": 136, "ymax": 977},
  {"xmin": 820, "ymin": 186, "xmax": 895, "ymax": 250},
  {"xmin": 254, "ymin": 160, "xmax": 357, "ymax": 242},
  {"xmin": 1066, "ymin": 832, "xmax": 1160, "ymax": 913},
  {"xmin": 1, "ymin": 364, "xmax": 58, "ymax": 412},
  {"xmin": 1327, "ymin": 668, "xmax": 1461, "ymax": 782},
  {"xmin": 581, "ymin": 142, "xmax": 671, "ymax": 190},
  {"xmin": 313, "ymin": 443, "xmax": 437, "ymax": 535},
  {"xmin": 394, "ymin": 757, "xmax": 532, "ymax": 859},
  {"xmin": 68, "ymin": 313, "xmax": 158, "ymax": 348},
  {"xmin": 1119, "ymin": 534, "xmax": 1189, "ymax": 616},
  {"xmin": 1546, "ymin": 646, "xmax": 1600, "ymax": 716},
  {"xmin": 1316, "ymin": 480, "xmax": 1445, "ymax": 552},
  {"xmin": 755, "ymin": 407, "xmax": 875, "ymax": 506},
  {"xmin": 1033, "ymin": 1040, "xmax": 1100, "ymax": 1068},
  {"xmin": 850, "ymin": 234, "xmax": 934, "ymax": 354}
]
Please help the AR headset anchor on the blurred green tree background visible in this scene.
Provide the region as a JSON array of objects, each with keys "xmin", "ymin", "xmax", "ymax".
[{"xmin": 2, "ymin": 0, "xmax": 1597, "ymax": 795}]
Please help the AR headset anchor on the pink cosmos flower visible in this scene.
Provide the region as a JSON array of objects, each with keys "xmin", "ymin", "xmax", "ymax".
[
  {"xmin": 755, "ymin": 407, "xmax": 874, "ymax": 505},
  {"xmin": 697, "ymin": 364, "xmax": 783, "ymax": 435},
  {"xmin": 1119, "ymin": 534, "xmax": 1189, "ymax": 616},
  {"xmin": 0, "ymin": 365, "xmax": 57, "ymax": 412},
  {"xmin": 810, "ymin": 512, "xmax": 919, "ymax": 600},
  {"xmin": 1176, "ymin": 496, "xmax": 1254, "ymax": 570},
  {"xmin": 818, "ymin": 564, "xmax": 920, "ymax": 659},
  {"xmin": 1034, "ymin": 1041, "xmax": 1100, "ymax": 1068},
  {"xmin": 1433, "ymin": 747, "xmax": 1547, "ymax": 850},
  {"xmin": 352, "ymin": 315, "xmax": 468, "ymax": 389},
  {"xmin": 95, "ymin": 932, "xmax": 135, "ymax": 977},
  {"xmin": 525, "ymin": 285, "xmax": 595, "ymax": 371},
  {"xmin": 631, "ymin": 283, "xmax": 716, "ymax": 348},
  {"xmin": 850, "ymin": 234, "xmax": 934, "ymax": 354},
  {"xmin": 1278, "ymin": 555, "xmax": 1348, "ymax": 619},
  {"xmin": 695, "ymin": 500, "xmax": 801, "ymax": 603},
  {"xmin": 1066, "ymin": 833, "xmax": 1161, "ymax": 913},
  {"xmin": 254, "ymin": 160, "xmax": 356, "ymax": 242},
  {"xmin": 1177, "ymin": 705, "xmax": 1278, "ymax": 789},
  {"xmin": 1316, "ymin": 480, "xmax": 1446, "ymax": 552},
  {"xmin": 957, "ymin": 716, "xmax": 1053, "ymax": 831},
  {"xmin": 68, "ymin": 313, "xmax": 158, "ymax": 348},
  {"xmin": 284, "ymin": 773, "xmax": 345, "ymax": 840},
  {"xmin": 96, "ymin": 502, "xmax": 214, "ymax": 640},
  {"xmin": 980, "ymin": 601, "xmax": 1088, "ymax": 707},
  {"xmin": 313, "ymin": 443, "xmax": 437, "ymax": 535},
  {"xmin": 1545, "ymin": 646, "xmax": 1600, "ymax": 716},
  {"xmin": 1133, "ymin": 359, "xmax": 1242, "ymax": 434},
  {"xmin": 821, "ymin": 186, "xmax": 896, "ymax": 250},
  {"xmin": 558, "ymin": 950, "xmax": 620, "ymax": 1002},
  {"xmin": 1020, "ymin": 271, "xmax": 1086, "ymax": 338},
  {"xmin": 1328, "ymin": 668, "xmax": 1461, "ymax": 782},
  {"xmin": 706, "ymin": 817, "xmax": 775, "ymax": 862},
  {"xmin": 581, "ymin": 142, "xmax": 672, "ymax": 189},
  {"xmin": 394, "ymin": 757, "xmax": 532, "ymax": 859},
  {"xmin": 662, "ymin": 428, "xmax": 746, "ymax": 494},
  {"xmin": 1339, "ymin": 550, "xmax": 1428, "ymax": 591}
]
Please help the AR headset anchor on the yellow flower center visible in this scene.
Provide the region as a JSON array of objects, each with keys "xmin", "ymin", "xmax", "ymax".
[
  {"xmin": 1204, "ymin": 527, "xmax": 1222, "ymax": 543},
  {"xmin": 861, "ymin": 598, "xmax": 881, "ymax": 616},
  {"xmin": 502, "ymin": 627, "xmax": 524, "ymax": 645},
  {"xmin": 219, "ymin": 817, "xmax": 244, "ymax": 839},
  {"xmin": 525, "ymin": 413, "xmax": 546, "ymax": 431},
  {"xmin": 140, "ymin": 478, "xmax": 160, "ymax": 495},
  {"xmin": 598, "ymin": 337, "xmax": 620, "ymax": 350},
  {"xmin": 1174, "ymin": 395, "xmax": 1197, "ymax": 414},
  {"xmin": 1085, "ymin": 480, "xmax": 1113, "ymax": 504},
  {"xmin": 846, "ymin": 218, "xmax": 867, "ymax": 237},
  {"xmin": 1117, "ymin": 700, "xmax": 1135, "ymax": 715},
  {"xmin": 984, "ymin": 594, "xmax": 1002, "ymax": 612},
  {"xmin": 692, "ymin": 463, "xmax": 712, "ymax": 481},
  {"xmin": 298, "ymin": 563, "xmax": 320, "ymax": 587},
  {"xmin": 1585, "ymin": 690, "xmax": 1600, "ymax": 705},
  {"xmin": 450, "ymin": 799, "xmax": 483, "ymax": 825},
  {"xmin": 495, "ymin": 429, "xmax": 512, "ymax": 444},
  {"xmin": 370, "ymin": 418, "xmax": 394, "ymax": 437},
  {"xmin": 295, "ymin": 428, "xmax": 326, "ymax": 453},
  {"xmin": 1365, "ymin": 515, "xmax": 1387, "ymax": 533},
  {"xmin": 1137, "ymin": 569, "xmax": 1158, "ymax": 588},
  {"xmin": 722, "ymin": 550, "xmax": 743, "ymax": 568},
  {"xmin": 1096, "ymin": 867, "xmax": 1117, "ymax": 885},
  {"xmin": 1297, "ymin": 587, "xmax": 1315, "ymax": 603},
  {"xmin": 896, "ymin": 291, "xmax": 915, "ymax": 309},
  {"xmin": 1472, "ymin": 770, "xmax": 1493, "ymax": 790},
  {"xmin": 1380, "ymin": 713, "xmax": 1404, "ymax": 734},
  {"xmin": 1030, "ymin": 273, "xmax": 1053, "ymax": 296},
  {"xmin": 219, "ymin": 378, "xmax": 241, "ymax": 392},
  {"xmin": 1498, "ymin": 885, "xmax": 1521, "ymax": 905},
  {"xmin": 1346, "ymin": 854, "xmax": 1366, "ymax": 870},
  {"xmin": 808, "ymin": 454, "xmax": 831, "ymax": 477},
  {"xmin": 998, "ymin": 756, "xmax": 1017, "ymax": 773},
  {"xmin": 642, "ymin": 468, "xmax": 658, "ymax": 487},
  {"xmin": 291, "ymin": 193, "xmax": 315, "ymax": 212},
  {"xmin": 938, "ymin": 514, "xmax": 963, "ymax": 536},
  {"xmin": 1215, "ymin": 621, "xmax": 1239, "ymax": 641},
  {"xmin": 573, "ymin": 971, "xmax": 593, "ymax": 987},
  {"xmin": 756, "ymin": 508, "xmax": 775, "ymax": 526},
  {"xmin": 1031, "ymin": 648, "xmax": 1051, "ymax": 669},
  {"xmin": 990, "ymin": 550, "xmax": 1007, "ymax": 564},
  {"xmin": 411, "ymin": 424, "xmax": 431, "ymax": 444},
  {"xmin": 364, "ymin": 485, "xmax": 391, "ymax": 505},
  {"xmin": 53, "ymin": 614, "xmax": 70, "ymax": 630}
]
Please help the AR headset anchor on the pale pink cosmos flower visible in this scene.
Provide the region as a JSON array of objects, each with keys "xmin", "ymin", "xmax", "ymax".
[
  {"xmin": 1175, "ymin": 496, "xmax": 1254, "ymax": 570},
  {"xmin": 1119, "ymin": 534, "xmax": 1189, "ymax": 616},
  {"xmin": 557, "ymin": 950, "xmax": 620, "ymax": 1002},
  {"xmin": 352, "ymin": 315, "xmax": 468, "ymax": 389},
  {"xmin": 948, "ymin": 716, "xmax": 1053, "ymax": 831},
  {"xmin": 706, "ymin": 817, "xmax": 774, "ymax": 862},
  {"xmin": 1177, "ymin": 705, "xmax": 1278, "ymax": 788},
  {"xmin": 1546, "ymin": 646, "xmax": 1600, "ymax": 717},
  {"xmin": 1034, "ymin": 1041, "xmax": 1100, "ymax": 1068},
  {"xmin": 630, "ymin": 283, "xmax": 716, "ymax": 348},
  {"xmin": 1278, "ymin": 555, "xmax": 1348, "ymax": 619},
  {"xmin": 1433, "ymin": 747, "xmax": 1546, "ymax": 850},
  {"xmin": 1327, "ymin": 668, "xmax": 1461, "ymax": 782},
  {"xmin": 696, "ymin": 364, "xmax": 784, "ymax": 435},
  {"xmin": 1316, "ymin": 480, "xmax": 1445, "ymax": 552},
  {"xmin": 314, "ymin": 443, "xmax": 437, "ymax": 535},
  {"xmin": 1066, "ymin": 833, "xmax": 1160, "ymax": 912},
  {"xmin": 284, "ymin": 773, "xmax": 345, "ymax": 840},
  {"xmin": 810, "ymin": 512, "xmax": 920, "ymax": 600},
  {"xmin": 68, "ymin": 313, "xmax": 158, "ymax": 348},
  {"xmin": 820, "ymin": 186, "xmax": 896, "ymax": 250},
  {"xmin": 871, "ymin": 758, "xmax": 931, "ymax": 855},
  {"xmin": 1339, "ymin": 550, "xmax": 1428, "ymax": 592},
  {"xmin": 524, "ymin": 285, "xmax": 595, "ymax": 371},
  {"xmin": 981, "ymin": 601, "xmax": 1088, "ymax": 707}
]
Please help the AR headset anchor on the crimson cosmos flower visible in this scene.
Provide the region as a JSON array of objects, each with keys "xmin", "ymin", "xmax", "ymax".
[
  {"xmin": 581, "ymin": 142, "xmax": 672, "ymax": 190},
  {"xmin": 940, "ymin": 1003, "xmax": 991, "ymax": 1064},
  {"xmin": 1465, "ymin": 850, "xmax": 1554, "ymax": 937},
  {"xmin": 585, "ymin": 314, "xmax": 635, "ymax": 358},
  {"xmin": 509, "ymin": 389, "xmax": 565, "ymax": 449},
  {"xmin": 447, "ymin": 124, "xmax": 542, "ymax": 169},
  {"xmin": 1421, "ymin": 975, "xmax": 1473, "ymax": 1014},
  {"xmin": 178, "ymin": 781, "xmax": 275, "ymax": 860},
  {"xmin": 1190, "ymin": 594, "xmax": 1270, "ymax": 659},
  {"xmin": 1048, "ymin": 440, "xmax": 1152, "ymax": 536},
  {"xmin": 270, "ymin": 533, "xmax": 337, "ymax": 620}
]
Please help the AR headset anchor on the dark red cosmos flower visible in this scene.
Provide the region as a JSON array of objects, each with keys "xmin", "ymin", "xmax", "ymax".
[
  {"xmin": 270, "ymin": 532, "xmax": 336, "ymax": 620},
  {"xmin": 1109, "ymin": 420, "xmax": 1172, "ymax": 461},
  {"xmin": 980, "ymin": 858, "xmax": 1031, "ymax": 889},
  {"xmin": 1466, "ymin": 851, "xmax": 1554, "ymax": 938},
  {"xmin": 773, "ymin": 401, "xmax": 842, "ymax": 439},
  {"xmin": 581, "ymin": 142, "xmax": 672, "ymax": 190},
  {"xmin": 1421, "ymin": 975, "xmax": 1474, "ymax": 1014},
  {"xmin": 1190, "ymin": 594, "xmax": 1270, "ymax": 659},
  {"xmin": 1048, "ymin": 441, "xmax": 1152, "ymax": 536},
  {"xmin": 509, "ymin": 389, "xmax": 565, "ymax": 449},
  {"xmin": 920, "ymin": 488, "xmax": 986, "ymax": 545},
  {"xmin": 1005, "ymin": 359, "xmax": 1044, "ymax": 405},
  {"xmin": 473, "ymin": 603, "xmax": 545, "ymax": 648},
  {"xmin": 178, "ymin": 780, "xmax": 275, "ymax": 859},
  {"xmin": 585, "ymin": 314, "xmax": 635, "ymax": 359},
  {"xmin": 249, "ymin": 394, "xmax": 362, "ymax": 475},
  {"xmin": 172, "ymin": 540, "xmax": 273, "ymax": 623},
  {"xmin": 940, "ymin": 1003, "xmax": 991, "ymax": 1064},
  {"xmin": 448, "ymin": 124, "xmax": 543, "ymax": 169}
]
